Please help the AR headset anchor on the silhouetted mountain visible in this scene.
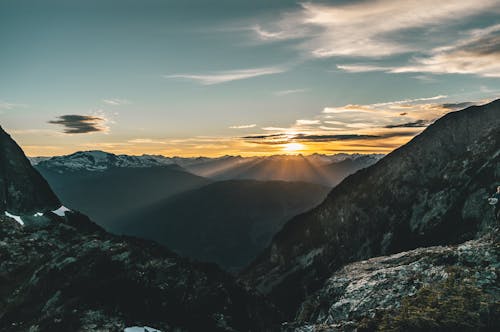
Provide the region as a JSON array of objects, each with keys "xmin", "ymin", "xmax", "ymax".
[
  {"xmin": 242, "ymin": 99, "xmax": 500, "ymax": 318},
  {"xmin": 32, "ymin": 152, "xmax": 383, "ymax": 187},
  {"xmin": 0, "ymin": 126, "xmax": 60, "ymax": 214},
  {"xmin": 116, "ymin": 180, "xmax": 330, "ymax": 272},
  {"xmin": 35, "ymin": 152, "xmax": 210, "ymax": 230},
  {"xmin": 177, "ymin": 154, "xmax": 383, "ymax": 186},
  {"xmin": 0, "ymin": 126, "xmax": 280, "ymax": 331}
]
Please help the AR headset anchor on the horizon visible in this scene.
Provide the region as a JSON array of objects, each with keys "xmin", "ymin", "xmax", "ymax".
[
  {"xmin": 2, "ymin": 0, "xmax": 500, "ymax": 157},
  {"xmin": 27, "ymin": 149, "xmax": 386, "ymax": 159}
]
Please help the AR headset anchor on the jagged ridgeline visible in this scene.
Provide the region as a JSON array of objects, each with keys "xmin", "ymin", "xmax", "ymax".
[
  {"xmin": 0, "ymin": 126, "xmax": 60, "ymax": 213},
  {"xmin": 242, "ymin": 99, "xmax": 500, "ymax": 318},
  {"xmin": 0, "ymin": 125, "xmax": 279, "ymax": 331}
]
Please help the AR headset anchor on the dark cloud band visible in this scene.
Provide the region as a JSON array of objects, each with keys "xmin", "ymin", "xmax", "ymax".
[
  {"xmin": 385, "ymin": 119, "xmax": 429, "ymax": 128},
  {"xmin": 241, "ymin": 132, "xmax": 418, "ymax": 145},
  {"xmin": 49, "ymin": 115, "xmax": 106, "ymax": 134}
]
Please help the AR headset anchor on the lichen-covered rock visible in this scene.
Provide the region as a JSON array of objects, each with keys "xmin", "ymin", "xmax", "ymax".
[{"xmin": 287, "ymin": 231, "xmax": 499, "ymax": 331}]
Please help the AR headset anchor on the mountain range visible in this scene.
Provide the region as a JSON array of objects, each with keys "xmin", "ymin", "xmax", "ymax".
[
  {"xmin": 32, "ymin": 152, "xmax": 383, "ymax": 186},
  {"xmin": 32, "ymin": 151, "xmax": 380, "ymax": 270}
]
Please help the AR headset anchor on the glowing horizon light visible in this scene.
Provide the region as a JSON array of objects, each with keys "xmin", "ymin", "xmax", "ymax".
[{"xmin": 282, "ymin": 142, "xmax": 305, "ymax": 153}]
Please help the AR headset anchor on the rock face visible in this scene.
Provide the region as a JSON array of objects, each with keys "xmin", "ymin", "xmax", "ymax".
[
  {"xmin": 0, "ymin": 126, "xmax": 60, "ymax": 214},
  {"xmin": 0, "ymin": 126, "xmax": 280, "ymax": 331},
  {"xmin": 242, "ymin": 99, "xmax": 500, "ymax": 317},
  {"xmin": 288, "ymin": 232, "xmax": 499, "ymax": 331}
]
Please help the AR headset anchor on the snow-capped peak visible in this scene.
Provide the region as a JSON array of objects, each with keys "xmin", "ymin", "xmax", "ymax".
[{"xmin": 34, "ymin": 151, "xmax": 175, "ymax": 172}]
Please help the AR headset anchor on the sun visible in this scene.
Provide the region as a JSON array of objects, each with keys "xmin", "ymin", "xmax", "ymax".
[{"xmin": 282, "ymin": 142, "xmax": 305, "ymax": 153}]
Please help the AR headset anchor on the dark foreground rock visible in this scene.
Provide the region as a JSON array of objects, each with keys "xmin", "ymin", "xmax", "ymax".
[
  {"xmin": 0, "ymin": 126, "xmax": 60, "ymax": 214},
  {"xmin": 0, "ymin": 212, "xmax": 280, "ymax": 332}
]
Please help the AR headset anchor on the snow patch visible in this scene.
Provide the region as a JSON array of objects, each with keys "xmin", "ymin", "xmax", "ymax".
[
  {"xmin": 52, "ymin": 206, "xmax": 71, "ymax": 217},
  {"xmin": 4, "ymin": 211, "xmax": 24, "ymax": 226},
  {"xmin": 33, "ymin": 212, "xmax": 44, "ymax": 217},
  {"xmin": 124, "ymin": 327, "xmax": 162, "ymax": 332}
]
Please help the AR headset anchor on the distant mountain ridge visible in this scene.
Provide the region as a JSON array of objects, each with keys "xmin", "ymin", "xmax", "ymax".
[
  {"xmin": 31, "ymin": 152, "xmax": 384, "ymax": 186},
  {"xmin": 33, "ymin": 150, "xmax": 176, "ymax": 172},
  {"xmin": 242, "ymin": 99, "xmax": 500, "ymax": 318}
]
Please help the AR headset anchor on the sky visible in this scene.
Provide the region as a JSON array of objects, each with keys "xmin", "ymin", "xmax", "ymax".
[{"xmin": 1, "ymin": 0, "xmax": 500, "ymax": 157}]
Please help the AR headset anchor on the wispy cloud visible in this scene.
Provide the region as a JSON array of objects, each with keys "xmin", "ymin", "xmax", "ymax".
[
  {"xmin": 166, "ymin": 66, "xmax": 286, "ymax": 85},
  {"xmin": 273, "ymin": 88, "xmax": 309, "ymax": 96},
  {"xmin": 103, "ymin": 98, "xmax": 130, "ymax": 106},
  {"xmin": 229, "ymin": 124, "xmax": 257, "ymax": 129},
  {"xmin": 128, "ymin": 138, "xmax": 167, "ymax": 144},
  {"xmin": 0, "ymin": 100, "xmax": 26, "ymax": 111},
  {"xmin": 371, "ymin": 95, "xmax": 448, "ymax": 107},
  {"xmin": 391, "ymin": 24, "xmax": 500, "ymax": 77},
  {"xmin": 48, "ymin": 115, "xmax": 109, "ymax": 134},
  {"xmin": 336, "ymin": 64, "xmax": 389, "ymax": 73},
  {"xmin": 251, "ymin": 0, "xmax": 499, "ymax": 58},
  {"xmin": 335, "ymin": 24, "xmax": 500, "ymax": 77},
  {"xmin": 296, "ymin": 119, "xmax": 320, "ymax": 126},
  {"xmin": 262, "ymin": 126, "xmax": 289, "ymax": 131}
]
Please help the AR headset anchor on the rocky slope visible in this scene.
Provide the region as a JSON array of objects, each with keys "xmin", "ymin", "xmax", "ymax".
[
  {"xmin": 0, "ymin": 126, "xmax": 60, "ymax": 214},
  {"xmin": 0, "ymin": 212, "xmax": 279, "ymax": 331},
  {"xmin": 242, "ymin": 99, "xmax": 500, "ymax": 318},
  {"xmin": 287, "ymin": 231, "xmax": 499, "ymax": 331},
  {"xmin": 0, "ymin": 126, "xmax": 280, "ymax": 331}
]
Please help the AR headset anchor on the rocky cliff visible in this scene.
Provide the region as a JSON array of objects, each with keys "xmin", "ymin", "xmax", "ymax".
[
  {"xmin": 0, "ymin": 126, "xmax": 60, "ymax": 214},
  {"xmin": 242, "ymin": 99, "xmax": 500, "ymax": 318}
]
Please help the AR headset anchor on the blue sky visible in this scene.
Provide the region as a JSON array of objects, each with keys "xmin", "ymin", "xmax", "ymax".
[{"xmin": 1, "ymin": 0, "xmax": 499, "ymax": 156}]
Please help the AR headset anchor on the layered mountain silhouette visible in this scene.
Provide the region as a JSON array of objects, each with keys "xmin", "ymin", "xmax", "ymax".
[
  {"xmin": 0, "ymin": 126, "xmax": 279, "ymax": 331},
  {"xmin": 33, "ymin": 152, "xmax": 380, "ymax": 233},
  {"xmin": 116, "ymin": 180, "xmax": 330, "ymax": 271},
  {"xmin": 242, "ymin": 99, "xmax": 500, "ymax": 318},
  {"xmin": 33, "ymin": 151, "xmax": 378, "ymax": 270},
  {"xmin": 174, "ymin": 154, "xmax": 382, "ymax": 186},
  {"xmin": 35, "ymin": 152, "xmax": 210, "ymax": 230}
]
